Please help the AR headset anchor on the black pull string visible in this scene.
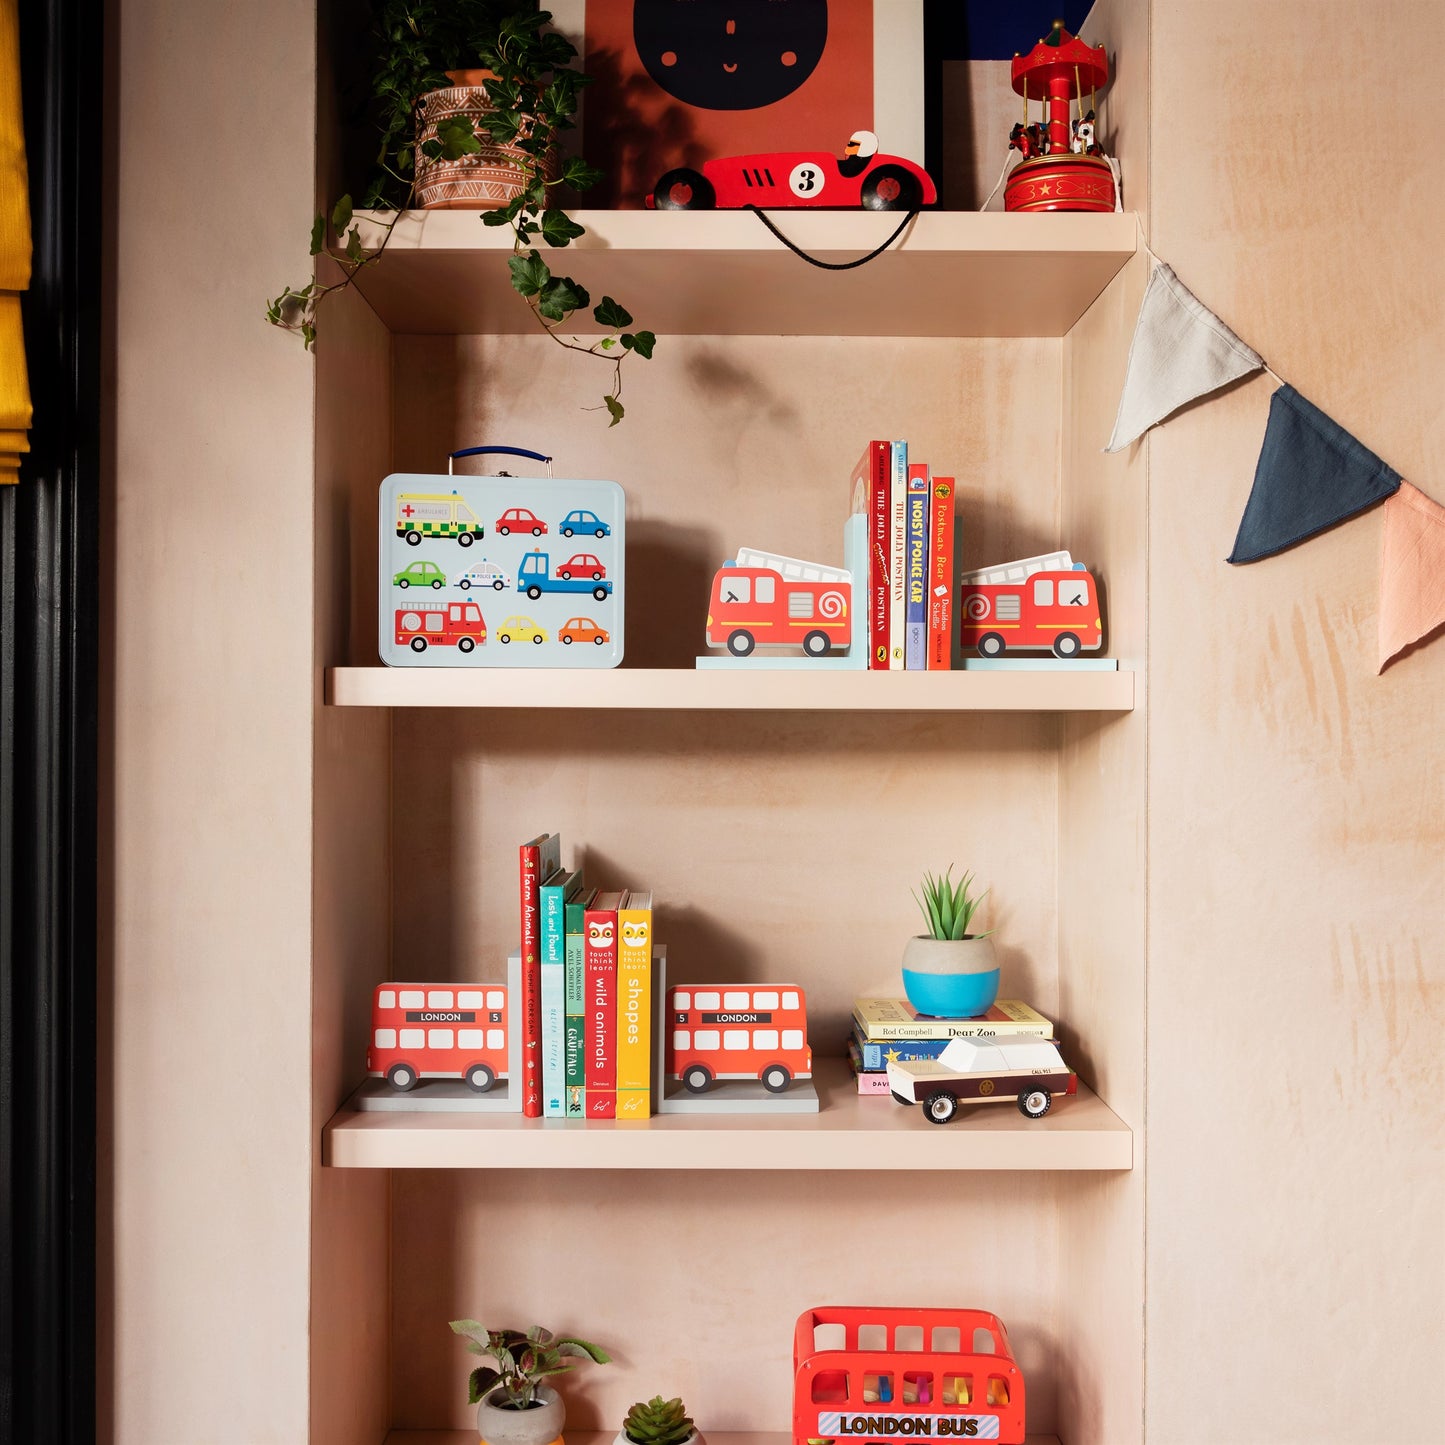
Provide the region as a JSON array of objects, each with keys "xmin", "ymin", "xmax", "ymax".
[{"xmin": 746, "ymin": 205, "xmax": 918, "ymax": 270}]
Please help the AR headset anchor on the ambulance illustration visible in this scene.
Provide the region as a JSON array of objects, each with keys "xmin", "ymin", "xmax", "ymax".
[{"xmin": 395, "ymin": 490, "xmax": 485, "ymax": 547}]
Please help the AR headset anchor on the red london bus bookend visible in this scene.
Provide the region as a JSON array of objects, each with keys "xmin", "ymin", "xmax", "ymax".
[
  {"xmin": 659, "ymin": 983, "xmax": 818, "ymax": 1114},
  {"xmin": 958, "ymin": 550, "xmax": 1105, "ymax": 661},
  {"xmin": 1005, "ymin": 20, "xmax": 1117, "ymax": 213},
  {"xmin": 791, "ymin": 1306, "xmax": 1027, "ymax": 1445}
]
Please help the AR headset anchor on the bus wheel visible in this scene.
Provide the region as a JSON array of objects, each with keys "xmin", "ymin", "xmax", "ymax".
[
  {"xmin": 682, "ymin": 1064, "xmax": 714, "ymax": 1094},
  {"xmin": 924, "ymin": 1092, "xmax": 958, "ymax": 1125},
  {"xmin": 1052, "ymin": 632, "xmax": 1081, "ymax": 658},
  {"xmin": 387, "ymin": 1062, "xmax": 418, "ymax": 1091},
  {"xmin": 802, "ymin": 630, "xmax": 831, "ymax": 657},
  {"xmin": 409, "ymin": 637, "xmax": 427, "ymax": 653},
  {"xmin": 458, "ymin": 532, "xmax": 475, "ymax": 548},
  {"xmin": 465, "ymin": 1063, "xmax": 495, "ymax": 1093},
  {"xmin": 978, "ymin": 632, "xmax": 1006, "ymax": 658},
  {"xmin": 458, "ymin": 637, "xmax": 475, "ymax": 653},
  {"xmin": 726, "ymin": 629, "xmax": 755, "ymax": 657},
  {"xmin": 761, "ymin": 1064, "xmax": 792, "ymax": 1093},
  {"xmin": 1018, "ymin": 1088, "xmax": 1053, "ymax": 1119}
]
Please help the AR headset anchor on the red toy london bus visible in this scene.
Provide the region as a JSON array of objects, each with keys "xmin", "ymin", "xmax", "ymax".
[
  {"xmin": 368, "ymin": 983, "xmax": 508, "ymax": 1092},
  {"xmin": 666, "ymin": 984, "xmax": 811, "ymax": 1094},
  {"xmin": 793, "ymin": 1306, "xmax": 1026, "ymax": 1444}
]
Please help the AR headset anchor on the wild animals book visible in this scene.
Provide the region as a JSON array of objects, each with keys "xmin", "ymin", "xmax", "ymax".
[{"xmin": 584, "ymin": 889, "xmax": 626, "ymax": 1119}]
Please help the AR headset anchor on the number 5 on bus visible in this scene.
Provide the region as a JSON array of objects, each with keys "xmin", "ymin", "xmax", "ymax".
[{"xmin": 666, "ymin": 985, "xmax": 812, "ymax": 1094}]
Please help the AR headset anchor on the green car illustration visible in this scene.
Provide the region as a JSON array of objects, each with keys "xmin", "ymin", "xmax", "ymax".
[{"xmin": 393, "ymin": 559, "xmax": 446, "ymax": 590}]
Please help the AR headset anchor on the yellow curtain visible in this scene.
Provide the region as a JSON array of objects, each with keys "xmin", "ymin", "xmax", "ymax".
[{"xmin": 0, "ymin": 0, "xmax": 31, "ymax": 484}]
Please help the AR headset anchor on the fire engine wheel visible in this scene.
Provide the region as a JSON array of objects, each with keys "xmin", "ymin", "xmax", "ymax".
[
  {"xmin": 1052, "ymin": 632, "xmax": 1082, "ymax": 658},
  {"xmin": 404, "ymin": 531, "xmax": 422, "ymax": 546},
  {"xmin": 1019, "ymin": 1088, "xmax": 1053, "ymax": 1119},
  {"xmin": 387, "ymin": 1062, "xmax": 419, "ymax": 1091},
  {"xmin": 978, "ymin": 632, "xmax": 1007, "ymax": 658},
  {"xmin": 458, "ymin": 637, "xmax": 476, "ymax": 653},
  {"xmin": 653, "ymin": 167, "xmax": 715, "ymax": 211},
  {"xmin": 761, "ymin": 1064, "xmax": 792, "ymax": 1094},
  {"xmin": 409, "ymin": 637, "xmax": 427, "ymax": 653},
  {"xmin": 924, "ymin": 1092, "xmax": 959, "ymax": 1125},
  {"xmin": 465, "ymin": 1063, "xmax": 495, "ymax": 1093},
  {"xmin": 726, "ymin": 629, "xmax": 756, "ymax": 657},
  {"xmin": 592, "ymin": 586, "xmax": 609, "ymax": 601},
  {"xmin": 458, "ymin": 532, "xmax": 476, "ymax": 547},
  {"xmin": 861, "ymin": 164, "xmax": 923, "ymax": 212},
  {"xmin": 682, "ymin": 1064, "xmax": 714, "ymax": 1094},
  {"xmin": 802, "ymin": 629, "xmax": 831, "ymax": 657}
]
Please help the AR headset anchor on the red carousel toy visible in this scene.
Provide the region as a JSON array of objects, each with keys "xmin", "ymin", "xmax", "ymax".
[{"xmin": 1005, "ymin": 20, "xmax": 1115, "ymax": 213}]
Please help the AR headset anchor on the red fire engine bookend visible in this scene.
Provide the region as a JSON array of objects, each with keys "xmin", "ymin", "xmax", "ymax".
[
  {"xmin": 696, "ymin": 514, "xmax": 866, "ymax": 671},
  {"xmin": 957, "ymin": 550, "xmax": 1113, "ymax": 666},
  {"xmin": 379, "ymin": 445, "xmax": 625, "ymax": 669},
  {"xmin": 348, "ymin": 953, "xmax": 523, "ymax": 1114},
  {"xmin": 1005, "ymin": 20, "xmax": 1116, "ymax": 213},
  {"xmin": 791, "ymin": 1305, "xmax": 1027, "ymax": 1445},
  {"xmin": 658, "ymin": 983, "xmax": 819, "ymax": 1115}
]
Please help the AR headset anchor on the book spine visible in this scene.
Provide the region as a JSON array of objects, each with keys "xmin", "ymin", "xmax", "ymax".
[
  {"xmin": 540, "ymin": 869, "xmax": 577, "ymax": 1119},
  {"xmin": 889, "ymin": 440, "xmax": 908, "ymax": 669},
  {"xmin": 584, "ymin": 896, "xmax": 621, "ymax": 1118},
  {"xmin": 853, "ymin": 1015, "xmax": 1054, "ymax": 1042},
  {"xmin": 851, "ymin": 440, "xmax": 891, "ymax": 671},
  {"xmin": 615, "ymin": 893, "xmax": 654, "ymax": 1118},
  {"xmin": 927, "ymin": 476, "xmax": 956, "ymax": 671},
  {"xmin": 518, "ymin": 833, "xmax": 560, "ymax": 1118},
  {"xmin": 563, "ymin": 886, "xmax": 594, "ymax": 1119},
  {"xmin": 855, "ymin": 1069, "xmax": 894, "ymax": 1096},
  {"xmin": 853, "ymin": 1032, "xmax": 958, "ymax": 1071},
  {"xmin": 905, "ymin": 463, "xmax": 930, "ymax": 670}
]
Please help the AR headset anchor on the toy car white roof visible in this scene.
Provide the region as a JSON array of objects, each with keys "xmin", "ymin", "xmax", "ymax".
[{"xmin": 889, "ymin": 1037, "xmax": 1067, "ymax": 1082}]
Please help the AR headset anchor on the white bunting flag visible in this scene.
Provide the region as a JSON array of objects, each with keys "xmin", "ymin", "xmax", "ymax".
[{"xmin": 1105, "ymin": 261, "xmax": 1264, "ymax": 453}]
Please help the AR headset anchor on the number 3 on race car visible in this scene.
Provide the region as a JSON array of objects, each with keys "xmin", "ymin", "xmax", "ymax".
[{"xmin": 789, "ymin": 162, "xmax": 826, "ymax": 199}]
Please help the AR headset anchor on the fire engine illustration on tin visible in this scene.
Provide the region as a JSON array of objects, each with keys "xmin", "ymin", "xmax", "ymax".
[
  {"xmin": 792, "ymin": 1305, "xmax": 1027, "ymax": 1444},
  {"xmin": 886, "ymin": 1036, "xmax": 1078, "ymax": 1125},
  {"xmin": 665, "ymin": 984, "xmax": 812, "ymax": 1095},
  {"xmin": 958, "ymin": 550, "xmax": 1103, "ymax": 659},
  {"xmin": 705, "ymin": 546, "xmax": 853, "ymax": 659}
]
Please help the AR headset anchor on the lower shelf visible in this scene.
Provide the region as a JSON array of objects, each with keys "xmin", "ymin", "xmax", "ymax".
[
  {"xmin": 323, "ymin": 1057, "xmax": 1132, "ymax": 1171},
  {"xmin": 386, "ymin": 1434, "xmax": 1062, "ymax": 1445}
]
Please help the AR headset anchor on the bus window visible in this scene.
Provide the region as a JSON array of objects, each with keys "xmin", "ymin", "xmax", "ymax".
[
  {"xmin": 374, "ymin": 1028, "xmax": 396, "ymax": 1047},
  {"xmin": 723, "ymin": 1030, "xmax": 749, "ymax": 1050},
  {"xmin": 987, "ymin": 1376, "xmax": 1010, "ymax": 1406},
  {"xmin": 931, "ymin": 1325, "xmax": 961, "ymax": 1352},
  {"xmin": 862, "ymin": 1371, "xmax": 894, "ymax": 1402},
  {"xmin": 399, "ymin": 989, "xmax": 424, "ymax": 1008},
  {"xmin": 972, "ymin": 1325, "xmax": 998, "ymax": 1352},
  {"xmin": 942, "ymin": 1375, "xmax": 972, "ymax": 1405},
  {"xmin": 694, "ymin": 1029, "xmax": 720, "ymax": 1050},
  {"xmin": 672, "ymin": 1029, "xmax": 691, "ymax": 1050},
  {"xmin": 400, "ymin": 1027, "xmax": 424, "ymax": 1049},
  {"xmin": 428, "ymin": 1028, "xmax": 453, "ymax": 1049},
  {"xmin": 811, "ymin": 1369, "xmax": 848, "ymax": 1403},
  {"xmin": 902, "ymin": 1371, "xmax": 933, "ymax": 1404},
  {"xmin": 895, "ymin": 1324, "xmax": 924, "ymax": 1351},
  {"xmin": 427, "ymin": 989, "xmax": 454, "ymax": 1009},
  {"xmin": 723, "ymin": 990, "xmax": 750, "ymax": 1009},
  {"xmin": 695, "ymin": 991, "xmax": 721, "ymax": 1010},
  {"xmin": 782, "ymin": 990, "xmax": 800, "ymax": 1009},
  {"xmin": 859, "ymin": 1322, "xmax": 888, "ymax": 1351},
  {"xmin": 753, "ymin": 1030, "xmax": 779, "ymax": 1050},
  {"xmin": 377, "ymin": 989, "xmax": 396, "ymax": 1009}
]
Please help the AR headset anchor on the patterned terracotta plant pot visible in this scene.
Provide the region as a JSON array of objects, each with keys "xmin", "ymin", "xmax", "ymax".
[
  {"xmin": 901, "ymin": 935, "xmax": 999, "ymax": 1018},
  {"xmin": 414, "ymin": 69, "xmax": 532, "ymax": 210},
  {"xmin": 477, "ymin": 1383, "xmax": 566, "ymax": 1445}
]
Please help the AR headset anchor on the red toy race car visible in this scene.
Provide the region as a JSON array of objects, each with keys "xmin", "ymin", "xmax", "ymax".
[{"xmin": 647, "ymin": 131, "xmax": 936, "ymax": 212}]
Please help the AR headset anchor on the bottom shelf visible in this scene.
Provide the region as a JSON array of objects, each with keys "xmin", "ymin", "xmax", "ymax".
[{"xmin": 387, "ymin": 1435, "xmax": 1061, "ymax": 1445}]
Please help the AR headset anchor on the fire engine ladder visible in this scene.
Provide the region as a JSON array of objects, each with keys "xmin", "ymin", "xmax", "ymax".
[
  {"xmin": 958, "ymin": 549, "xmax": 1075, "ymax": 586},
  {"xmin": 732, "ymin": 546, "xmax": 851, "ymax": 583}
]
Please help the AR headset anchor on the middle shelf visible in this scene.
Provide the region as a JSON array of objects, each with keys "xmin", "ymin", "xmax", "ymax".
[{"xmin": 323, "ymin": 1058, "xmax": 1132, "ymax": 1171}]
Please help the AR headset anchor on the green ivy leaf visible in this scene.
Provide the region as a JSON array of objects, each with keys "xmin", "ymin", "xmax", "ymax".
[
  {"xmin": 330, "ymin": 195, "xmax": 353, "ymax": 235},
  {"xmin": 508, "ymin": 251, "xmax": 551, "ymax": 298},
  {"xmin": 598, "ymin": 336, "xmax": 617, "ymax": 349},
  {"xmin": 593, "ymin": 296, "xmax": 632, "ymax": 330},
  {"xmin": 621, "ymin": 330, "xmax": 656, "ymax": 360},
  {"xmin": 309, "ymin": 214, "xmax": 325, "ymax": 256},
  {"xmin": 434, "ymin": 115, "xmax": 481, "ymax": 160},
  {"xmin": 344, "ymin": 226, "xmax": 365, "ymax": 264},
  {"xmin": 537, "ymin": 274, "xmax": 588, "ymax": 321},
  {"xmin": 604, "ymin": 395, "xmax": 624, "ymax": 426},
  {"xmin": 539, "ymin": 209, "xmax": 585, "ymax": 248},
  {"xmin": 480, "ymin": 208, "xmax": 513, "ymax": 227},
  {"xmin": 301, "ymin": 322, "xmax": 317, "ymax": 350},
  {"xmin": 561, "ymin": 157, "xmax": 605, "ymax": 192}
]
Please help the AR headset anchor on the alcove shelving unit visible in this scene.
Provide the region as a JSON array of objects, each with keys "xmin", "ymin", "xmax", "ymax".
[{"xmin": 311, "ymin": 197, "xmax": 1150, "ymax": 1445}]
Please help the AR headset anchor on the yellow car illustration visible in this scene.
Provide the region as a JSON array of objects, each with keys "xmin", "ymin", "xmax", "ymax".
[{"xmin": 496, "ymin": 615, "xmax": 548, "ymax": 645}]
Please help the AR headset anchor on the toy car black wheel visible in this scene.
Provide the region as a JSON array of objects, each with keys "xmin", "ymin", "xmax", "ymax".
[
  {"xmin": 761, "ymin": 1064, "xmax": 792, "ymax": 1094},
  {"xmin": 458, "ymin": 580, "xmax": 471, "ymax": 590},
  {"xmin": 861, "ymin": 164, "xmax": 922, "ymax": 211},
  {"xmin": 653, "ymin": 167, "xmax": 715, "ymax": 211},
  {"xmin": 802, "ymin": 629, "xmax": 831, "ymax": 657},
  {"xmin": 727, "ymin": 629, "xmax": 756, "ymax": 657},
  {"xmin": 923, "ymin": 1092, "xmax": 958, "ymax": 1125},
  {"xmin": 530, "ymin": 527, "xmax": 543, "ymax": 536},
  {"xmin": 1018, "ymin": 1088, "xmax": 1053, "ymax": 1119},
  {"xmin": 592, "ymin": 586, "xmax": 609, "ymax": 601},
  {"xmin": 498, "ymin": 525, "xmax": 511, "ymax": 536},
  {"xmin": 682, "ymin": 1063, "xmax": 714, "ymax": 1094},
  {"xmin": 387, "ymin": 1062, "xmax": 418, "ymax": 1091},
  {"xmin": 492, "ymin": 580, "xmax": 505, "ymax": 590},
  {"xmin": 459, "ymin": 532, "xmax": 476, "ymax": 547},
  {"xmin": 397, "ymin": 578, "xmax": 410, "ymax": 588},
  {"xmin": 594, "ymin": 635, "xmax": 605, "ymax": 646},
  {"xmin": 978, "ymin": 632, "xmax": 1006, "ymax": 657},
  {"xmin": 561, "ymin": 635, "xmax": 573, "ymax": 645},
  {"xmin": 409, "ymin": 637, "xmax": 427, "ymax": 653},
  {"xmin": 562, "ymin": 527, "xmax": 574, "ymax": 537},
  {"xmin": 526, "ymin": 585, "xmax": 543, "ymax": 600},
  {"xmin": 465, "ymin": 1063, "xmax": 495, "ymax": 1093},
  {"xmin": 404, "ymin": 531, "xmax": 422, "ymax": 546},
  {"xmin": 1052, "ymin": 632, "xmax": 1082, "ymax": 658},
  {"xmin": 532, "ymin": 634, "xmax": 544, "ymax": 645},
  {"xmin": 431, "ymin": 579, "xmax": 443, "ymax": 589},
  {"xmin": 458, "ymin": 637, "xmax": 476, "ymax": 653}
]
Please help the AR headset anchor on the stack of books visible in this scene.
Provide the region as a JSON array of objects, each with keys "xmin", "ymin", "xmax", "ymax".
[
  {"xmin": 848, "ymin": 996, "xmax": 1055, "ymax": 1096},
  {"xmin": 520, "ymin": 832, "xmax": 657, "ymax": 1121},
  {"xmin": 849, "ymin": 439, "xmax": 957, "ymax": 672}
]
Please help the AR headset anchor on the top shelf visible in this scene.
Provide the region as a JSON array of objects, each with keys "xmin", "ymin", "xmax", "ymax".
[{"xmin": 349, "ymin": 209, "xmax": 1137, "ymax": 338}]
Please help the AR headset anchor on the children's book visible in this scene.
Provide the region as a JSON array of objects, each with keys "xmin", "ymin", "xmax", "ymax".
[
  {"xmin": 847, "ymin": 1040, "xmax": 895, "ymax": 1095},
  {"xmin": 584, "ymin": 889, "xmax": 626, "ymax": 1118},
  {"xmin": 849, "ymin": 439, "xmax": 892, "ymax": 670},
  {"xmin": 518, "ymin": 832, "xmax": 562, "ymax": 1118},
  {"xmin": 615, "ymin": 889, "xmax": 654, "ymax": 1118},
  {"xmin": 563, "ymin": 884, "xmax": 597, "ymax": 1118},
  {"xmin": 889, "ymin": 439, "xmax": 908, "ymax": 670},
  {"xmin": 540, "ymin": 867, "xmax": 583, "ymax": 1119},
  {"xmin": 927, "ymin": 475, "xmax": 956, "ymax": 671},
  {"xmin": 852, "ymin": 997, "xmax": 1053, "ymax": 1041},
  {"xmin": 905, "ymin": 461, "xmax": 930, "ymax": 670},
  {"xmin": 850, "ymin": 1029, "xmax": 964, "ymax": 1072}
]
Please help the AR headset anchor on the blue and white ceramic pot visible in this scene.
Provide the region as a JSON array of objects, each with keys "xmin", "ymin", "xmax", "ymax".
[{"xmin": 901, "ymin": 935, "xmax": 999, "ymax": 1018}]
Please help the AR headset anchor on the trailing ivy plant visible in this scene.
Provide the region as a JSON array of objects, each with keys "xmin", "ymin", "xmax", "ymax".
[{"xmin": 267, "ymin": 3, "xmax": 655, "ymax": 424}]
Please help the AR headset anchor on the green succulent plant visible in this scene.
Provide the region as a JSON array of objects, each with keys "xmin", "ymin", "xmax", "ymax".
[
  {"xmin": 448, "ymin": 1321, "xmax": 610, "ymax": 1407},
  {"xmin": 912, "ymin": 866, "xmax": 992, "ymax": 941},
  {"xmin": 623, "ymin": 1395, "xmax": 696, "ymax": 1445}
]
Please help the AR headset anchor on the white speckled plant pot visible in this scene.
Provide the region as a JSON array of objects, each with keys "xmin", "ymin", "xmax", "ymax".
[{"xmin": 477, "ymin": 1383, "xmax": 565, "ymax": 1445}]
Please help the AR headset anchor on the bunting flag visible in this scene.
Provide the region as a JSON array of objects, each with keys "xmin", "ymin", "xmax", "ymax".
[
  {"xmin": 1377, "ymin": 482, "xmax": 1445, "ymax": 671},
  {"xmin": 1227, "ymin": 385, "xmax": 1401, "ymax": 565},
  {"xmin": 1104, "ymin": 261, "xmax": 1263, "ymax": 453}
]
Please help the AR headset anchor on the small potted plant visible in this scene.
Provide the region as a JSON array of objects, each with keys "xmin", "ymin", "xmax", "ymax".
[
  {"xmin": 902, "ymin": 867, "xmax": 998, "ymax": 1018},
  {"xmin": 617, "ymin": 1394, "xmax": 704, "ymax": 1445},
  {"xmin": 449, "ymin": 1321, "xmax": 610, "ymax": 1445}
]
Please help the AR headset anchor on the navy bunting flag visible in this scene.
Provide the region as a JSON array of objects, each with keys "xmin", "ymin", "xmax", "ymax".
[{"xmin": 1227, "ymin": 385, "xmax": 1402, "ymax": 565}]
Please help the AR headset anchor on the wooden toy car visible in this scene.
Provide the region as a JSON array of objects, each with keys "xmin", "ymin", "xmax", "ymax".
[
  {"xmin": 648, "ymin": 138, "xmax": 936, "ymax": 212},
  {"xmin": 886, "ymin": 1036, "xmax": 1077, "ymax": 1123}
]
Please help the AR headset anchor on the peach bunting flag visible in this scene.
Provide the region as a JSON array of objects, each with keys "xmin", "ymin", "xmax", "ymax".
[{"xmin": 1378, "ymin": 481, "xmax": 1445, "ymax": 672}]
